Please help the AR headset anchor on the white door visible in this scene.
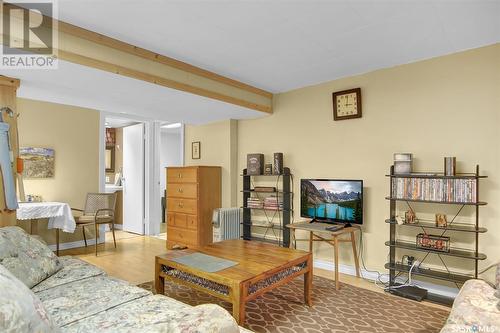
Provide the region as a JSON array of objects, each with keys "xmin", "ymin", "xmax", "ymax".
[{"xmin": 123, "ymin": 123, "xmax": 145, "ymax": 234}]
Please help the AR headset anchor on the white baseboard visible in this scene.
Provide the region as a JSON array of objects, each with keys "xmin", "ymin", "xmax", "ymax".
[
  {"xmin": 103, "ymin": 224, "xmax": 123, "ymax": 231},
  {"xmin": 313, "ymin": 258, "xmax": 459, "ymax": 299},
  {"xmin": 48, "ymin": 234, "xmax": 105, "ymax": 252}
]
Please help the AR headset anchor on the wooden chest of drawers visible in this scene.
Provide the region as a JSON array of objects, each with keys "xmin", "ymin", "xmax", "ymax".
[{"xmin": 166, "ymin": 166, "xmax": 221, "ymax": 249}]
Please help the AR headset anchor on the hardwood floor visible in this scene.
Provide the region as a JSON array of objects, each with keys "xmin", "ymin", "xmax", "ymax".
[
  {"xmin": 60, "ymin": 231, "xmax": 166, "ymax": 285},
  {"xmin": 61, "ymin": 230, "xmax": 447, "ymax": 310}
]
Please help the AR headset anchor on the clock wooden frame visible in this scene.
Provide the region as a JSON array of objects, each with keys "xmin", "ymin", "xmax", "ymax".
[{"xmin": 332, "ymin": 87, "xmax": 362, "ymax": 121}]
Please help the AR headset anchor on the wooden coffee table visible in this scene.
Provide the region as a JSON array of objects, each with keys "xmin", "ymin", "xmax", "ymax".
[{"xmin": 155, "ymin": 239, "xmax": 313, "ymax": 325}]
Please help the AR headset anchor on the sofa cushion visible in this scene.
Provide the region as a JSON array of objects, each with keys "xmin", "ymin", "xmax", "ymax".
[
  {"xmin": 36, "ymin": 275, "xmax": 150, "ymax": 327},
  {"xmin": 32, "ymin": 257, "xmax": 105, "ymax": 293},
  {"xmin": 166, "ymin": 304, "xmax": 239, "ymax": 333},
  {"xmin": 0, "ymin": 264, "xmax": 59, "ymax": 333},
  {"xmin": 61, "ymin": 294, "xmax": 240, "ymax": 333},
  {"xmin": 441, "ymin": 279, "xmax": 500, "ymax": 333},
  {"xmin": 0, "ymin": 226, "xmax": 62, "ymax": 288}
]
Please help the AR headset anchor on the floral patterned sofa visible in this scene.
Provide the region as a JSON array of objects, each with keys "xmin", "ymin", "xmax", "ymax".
[
  {"xmin": 0, "ymin": 226, "xmax": 252, "ymax": 333},
  {"xmin": 440, "ymin": 264, "xmax": 500, "ymax": 333}
]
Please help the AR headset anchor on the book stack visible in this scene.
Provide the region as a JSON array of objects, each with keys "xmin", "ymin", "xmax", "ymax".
[
  {"xmin": 247, "ymin": 197, "xmax": 263, "ymax": 208},
  {"xmin": 254, "ymin": 186, "xmax": 276, "ymax": 193},
  {"xmin": 263, "ymin": 196, "xmax": 283, "ymax": 210},
  {"xmin": 391, "ymin": 177, "xmax": 477, "ymax": 203}
]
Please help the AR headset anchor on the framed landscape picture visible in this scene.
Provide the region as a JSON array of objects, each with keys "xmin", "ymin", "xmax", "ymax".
[
  {"xmin": 192, "ymin": 141, "xmax": 201, "ymax": 159},
  {"xmin": 20, "ymin": 147, "xmax": 55, "ymax": 178}
]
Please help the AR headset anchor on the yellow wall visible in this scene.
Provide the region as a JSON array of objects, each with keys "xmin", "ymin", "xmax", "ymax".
[
  {"xmin": 17, "ymin": 98, "xmax": 100, "ymax": 245},
  {"xmin": 184, "ymin": 119, "xmax": 238, "ymax": 207},
  {"xmin": 187, "ymin": 44, "xmax": 500, "ymax": 283}
]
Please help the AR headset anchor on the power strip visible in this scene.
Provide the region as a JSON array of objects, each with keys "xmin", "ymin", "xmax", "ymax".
[{"xmin": 389, "ymin": 285, "xmax": 428, "ymax": 301}]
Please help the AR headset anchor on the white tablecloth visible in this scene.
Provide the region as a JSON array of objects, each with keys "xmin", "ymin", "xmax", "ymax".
[{"xmin": 17, "ymin": 202, "xmax": 76, "ymax": 233}]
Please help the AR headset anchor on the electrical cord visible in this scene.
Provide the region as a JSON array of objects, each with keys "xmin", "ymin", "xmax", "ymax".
[
  {"xmin": 384, "ymin": 261, "xmax": 420, "ymax": 291},
  {"xmin": 358, "ymin": 227, "xmax": 419, "ymax": 290},
  {"xmin": 357, "ymin": 227, "xmax": 392, "ymax": 289}
]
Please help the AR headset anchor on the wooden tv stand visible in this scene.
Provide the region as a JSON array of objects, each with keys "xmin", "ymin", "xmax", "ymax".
[{"xmin": 287, "ymin": 222, "xmax": 361, "ymax": 290}]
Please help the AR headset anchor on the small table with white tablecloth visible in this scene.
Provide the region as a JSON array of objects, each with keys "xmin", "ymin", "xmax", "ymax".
[{"xmin": 17, "ymin": 202, "xmax": 76, "ymax": 255}]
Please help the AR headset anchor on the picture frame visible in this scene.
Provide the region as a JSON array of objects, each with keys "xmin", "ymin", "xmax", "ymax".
[
  {"xmin": 405, "ymin": 210, "xmax": 417, "ymax": 224},
  {"xmin": 435, "ymin": 213, "xmax": 448, "ymax": 227},
  {"xmin": 20, "ymin": 147, "xmax": 55, "ymax": 178},
  {"xmin": 192, "ymin": 141, "xmax": 201, "ymax": 159}
]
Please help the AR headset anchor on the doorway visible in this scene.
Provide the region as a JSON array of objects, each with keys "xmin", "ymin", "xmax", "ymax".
[
  {"xmin": 122, "ymin": 123, "xmax": 145, "ymax": 234},
  {"xmin": 103, "ymin": 117, "xmax": 144, "ymax": 236},
  {"xmin": 100, "ymin": 114, "xmax": 184, "ymax": 239},
  {"xmin": 158, "ymin": 123, "xmax": 184, "ymax": 237}
]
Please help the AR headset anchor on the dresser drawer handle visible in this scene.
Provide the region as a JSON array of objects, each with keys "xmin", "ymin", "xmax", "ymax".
[
  {"xmin": 178, "ymin": 202, "xmax": 184, "ymax": 208},
  {"xmin": 178, "ymin": 188, "xmax": 183, "ymax": 193},
  {"xmin": 178, "ymin": 173, "xmax": 182, "ymax": 178}
]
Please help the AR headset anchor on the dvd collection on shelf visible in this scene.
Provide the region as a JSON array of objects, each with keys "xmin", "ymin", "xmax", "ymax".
[
  {"xmin": 246, "ymin": 196, "xmax": 283, "ymax": 210},
  {"xmin": 391, "ymin": 177, "xmax": 477, "ymax": 203}
]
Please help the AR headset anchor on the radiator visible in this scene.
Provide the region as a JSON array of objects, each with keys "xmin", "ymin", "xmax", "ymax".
[{"xmin": 212, "ymin": 208, "xmax": 241, "ymax": 242}]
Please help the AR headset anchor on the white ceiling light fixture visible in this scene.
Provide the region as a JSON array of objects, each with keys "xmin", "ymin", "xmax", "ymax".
[{"xmin": 161, "ymin": 123, "xmax": 182, "ymax": 129}]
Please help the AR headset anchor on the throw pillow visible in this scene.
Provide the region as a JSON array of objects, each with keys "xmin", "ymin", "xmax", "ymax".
[
  {"xmin": 0, "ymin": 226, "xmax": 62, "ymax": 288},
  {"xmin": 0, "ymin": 264, "xmax": 59, "ymax": 333}
]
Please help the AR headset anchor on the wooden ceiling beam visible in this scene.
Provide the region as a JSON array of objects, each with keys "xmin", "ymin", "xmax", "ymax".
[
  {"xmin": 57, "ymin": 21, "xmax": 273, "ymax": 99},
  {"xmin": 1, "ymin": 3, "xmax": 273, "ymax": 114}
]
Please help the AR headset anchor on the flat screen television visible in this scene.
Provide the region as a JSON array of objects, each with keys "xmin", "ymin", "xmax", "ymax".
[{"xmin": 301, "ymin": 179, "xmax": 363, "ymax": 225}]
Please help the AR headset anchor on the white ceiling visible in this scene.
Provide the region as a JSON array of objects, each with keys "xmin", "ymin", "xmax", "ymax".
[
  {"xmin": 0, "ymin": 60, "xmax": 263, "ymax": 124},
  {"xmin": 56, "ymin": 0, "xmax": 500, "ymax": 93}
]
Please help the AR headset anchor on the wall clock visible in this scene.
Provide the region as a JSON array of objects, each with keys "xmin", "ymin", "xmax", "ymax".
[{"xmin": 332, "ymin": 88, "xmax": 362, "ymax": 120}]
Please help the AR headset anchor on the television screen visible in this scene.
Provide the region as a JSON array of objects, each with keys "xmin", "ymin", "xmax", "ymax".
[{"xmin": 301, "ymin": 179, "xmax": 363, "ymax": 224}]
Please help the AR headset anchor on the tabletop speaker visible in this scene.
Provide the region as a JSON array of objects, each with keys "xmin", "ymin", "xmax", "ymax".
[{"xmin": 273, "ymin": 153, "xmax": 283, "ymax": 175}]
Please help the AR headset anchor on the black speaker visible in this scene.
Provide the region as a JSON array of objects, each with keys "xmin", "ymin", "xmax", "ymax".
[{"xmin": 273, "ymin": 153, "xmax": 283, "ymax": 175}]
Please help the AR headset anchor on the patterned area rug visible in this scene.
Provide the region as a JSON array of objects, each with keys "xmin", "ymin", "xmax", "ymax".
[{"xmin": 137, "ymin": 276, "xmax": 449, "ymax": 333}]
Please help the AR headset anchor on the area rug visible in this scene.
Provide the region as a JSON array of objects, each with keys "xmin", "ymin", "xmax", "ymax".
[{"xmin": 137, "ymin": 276, "xmax": 449, "ymax": 333}]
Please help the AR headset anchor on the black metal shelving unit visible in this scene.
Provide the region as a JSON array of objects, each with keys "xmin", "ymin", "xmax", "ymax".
[
  {"xmin": 386, "ymin": 165, "xmax": 487, "ymax": 305},
  {"xmin": 242, "ymin": 167, "xmax": 292, "ymax": 247}
]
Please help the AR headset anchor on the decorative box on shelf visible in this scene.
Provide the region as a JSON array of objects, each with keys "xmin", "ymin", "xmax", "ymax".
[
  {"xmin": 393, "ymin": 153, "xmax": 412, "ymax": 174},
  {"xmin": 416, "ymin": 233, "xmax": 450, "ymax": 253},
  {"xmin": 246, "ymin": 153, "xmax": 264, "ymax": 175}
]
